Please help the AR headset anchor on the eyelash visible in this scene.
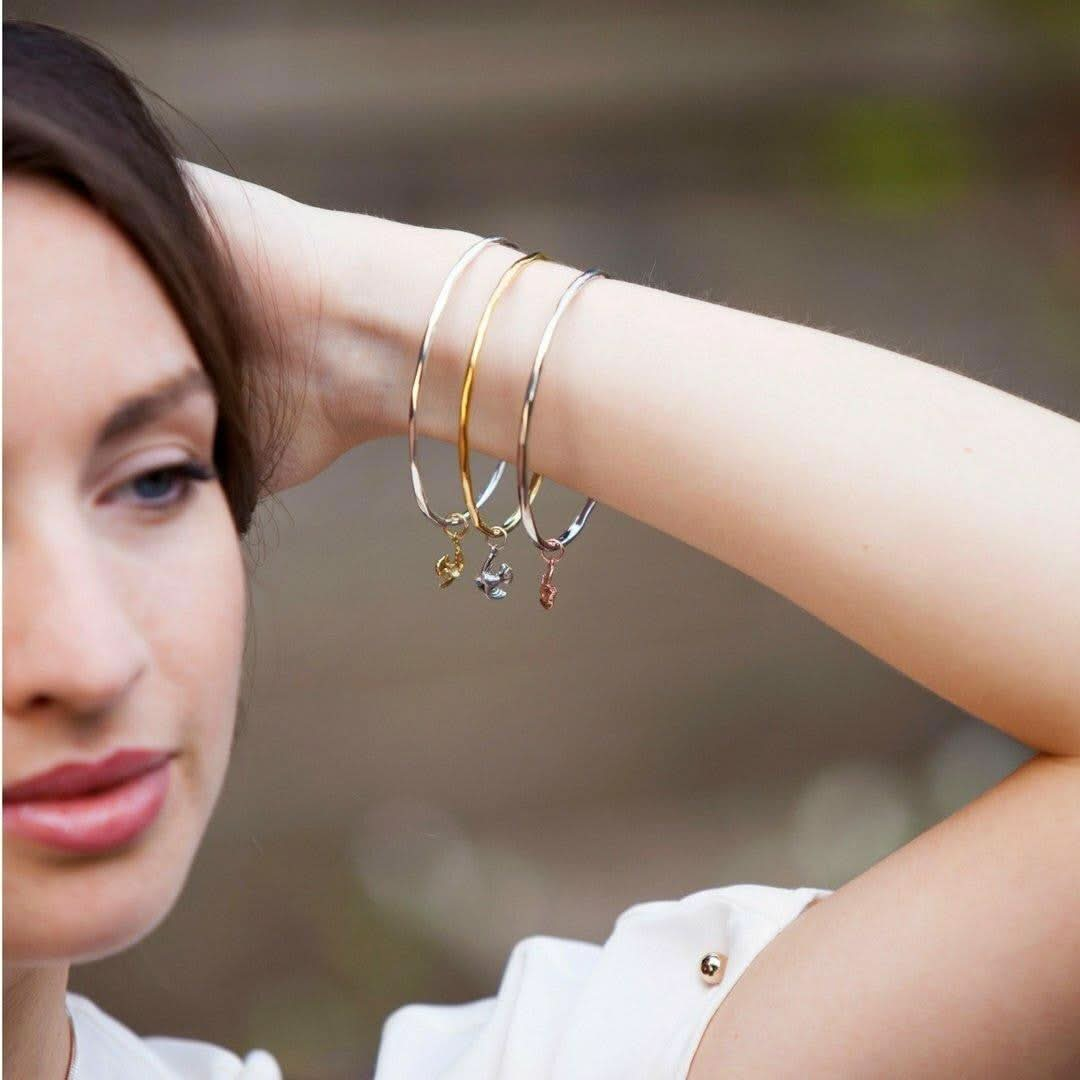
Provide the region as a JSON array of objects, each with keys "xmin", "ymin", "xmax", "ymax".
[{"xmin": 114, "ymin": 460, "xmax": 218, "ymax": 511}]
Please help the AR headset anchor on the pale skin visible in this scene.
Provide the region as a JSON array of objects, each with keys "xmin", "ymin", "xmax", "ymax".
[
  {"xmin": 4, "ymin": 160, "xmax": 1078, "ymax": 1075},
  {"xmin": 4, "ymin": 177, "xmax": 247, "ymax": 1078},
  {"xmin": 189, "ymin": 165, "xmax": 1080, "ymax": 1076}
]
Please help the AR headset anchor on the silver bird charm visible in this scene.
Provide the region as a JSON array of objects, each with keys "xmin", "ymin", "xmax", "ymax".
[{"xmin": 475, "ymin": 544, "xmax": 513, "ymax": 599}]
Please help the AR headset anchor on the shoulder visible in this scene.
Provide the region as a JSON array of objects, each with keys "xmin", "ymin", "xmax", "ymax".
[
  {"xmin": 373, "ymin": 881, "xmax": 829, "ymax": 1080},
  {"xmin": 65, "ymin": 992, "xmax": 281, "ymax": 1079}
]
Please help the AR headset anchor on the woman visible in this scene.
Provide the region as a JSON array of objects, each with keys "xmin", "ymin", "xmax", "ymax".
[{"xmin": 4, "ymin": 18, "xmax": 1079, "ymax": 1080}]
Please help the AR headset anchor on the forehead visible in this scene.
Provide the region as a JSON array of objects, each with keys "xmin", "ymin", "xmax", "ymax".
[{"xmin": 3, "ymin": 175, "xmax": 205, "ymax": 454}]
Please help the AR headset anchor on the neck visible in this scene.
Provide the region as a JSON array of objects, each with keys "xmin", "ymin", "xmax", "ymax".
[{"xmin": 4, "ymin": 962, "xmax": 72, "ymax": 1080}]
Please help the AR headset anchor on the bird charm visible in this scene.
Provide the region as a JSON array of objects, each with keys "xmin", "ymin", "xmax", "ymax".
[
  {"xmin": 434, "ymin": 517, "xmax": 467, "ymax": 588},
  {"xmin": 475, "ymin": 544, "xmax": 513, "ymax": 599},
  {"xmin": 435, "ymin": 542, "xmax": 464, "ymax": 588},
  {"xmin": 538, "ymin": 557, "xmax": 559, "ymax": 610}
]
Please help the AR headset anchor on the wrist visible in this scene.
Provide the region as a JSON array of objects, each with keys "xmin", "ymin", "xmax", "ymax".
[
  {"xmin": 310, "ymin": 205, "xmax": 582, "ymax": 459},
  {"xmin": 309, "ymin": 205, "xmax": 481, "ymax": 443}
]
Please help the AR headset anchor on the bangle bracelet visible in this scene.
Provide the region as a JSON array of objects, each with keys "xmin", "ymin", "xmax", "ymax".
[
  {"xmin": 517, "ymin": 269, "xmax": 607, "ymax": 609},
  {"xmin": 458, "ymin": 250, "xmax": 548, "ymax": 600},
  {"xmin": 409, "ymin": 235, "xmax": 520, "ymax": 589}
]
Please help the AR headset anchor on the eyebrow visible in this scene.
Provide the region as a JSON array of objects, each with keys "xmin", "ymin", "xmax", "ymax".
[{"xmin": 93, "ymin": 366, "xmax": 216, "ymax": 451}]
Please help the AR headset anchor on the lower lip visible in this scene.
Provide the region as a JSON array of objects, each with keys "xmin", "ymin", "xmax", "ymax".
[{"xmin": 3, "ymin": 759, "xmax": 172, "ymax": 854}]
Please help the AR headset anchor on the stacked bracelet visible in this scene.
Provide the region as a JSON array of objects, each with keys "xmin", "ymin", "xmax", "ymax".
[
  {"xmin": 410, "ymin": 235, "xmax": 604, "ymax": 609},
  {"xmin": 408, "ymin": 235, "xmax": 519, "ymax": 588}
]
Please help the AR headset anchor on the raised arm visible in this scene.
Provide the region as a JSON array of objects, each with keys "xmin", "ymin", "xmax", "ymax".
[
  {"xmin": 185, "ymin": 164, "xmax": 1080, "ymax": 1074},
  {"xmin": 309, "ymin": 209, "xmax": 1080, "ymax": 1076},
  {"xmin": 309, "ymin": 208, "xmax": 1080, "ymax": 757}
]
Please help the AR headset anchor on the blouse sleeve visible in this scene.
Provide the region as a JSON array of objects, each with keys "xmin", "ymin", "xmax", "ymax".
[{"xmin": 373, "ymin": 882, "xmax": 829, "ymax": 1080}]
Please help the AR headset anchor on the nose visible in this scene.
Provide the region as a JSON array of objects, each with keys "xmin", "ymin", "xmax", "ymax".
[{"xmin": 3, "ymin": 517, "xmax": 148, "ymax": 720}]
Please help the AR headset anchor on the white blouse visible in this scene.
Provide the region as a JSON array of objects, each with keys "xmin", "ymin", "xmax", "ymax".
[
  {"xmin": 64, "ymin": 992, "xmax": 282, "ymax": 1079},
  {"xmin": 67, "ymin": 882, "xmax": 827, "ymax": 1079}
]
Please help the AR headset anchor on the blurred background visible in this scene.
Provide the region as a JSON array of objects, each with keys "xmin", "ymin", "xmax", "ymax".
[{"xmin": 9, "ymin": 0, "xmax": 1077, "ymax": 1076}]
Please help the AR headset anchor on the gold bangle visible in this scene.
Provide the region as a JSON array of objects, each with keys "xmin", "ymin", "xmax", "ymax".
[{"xmin": 458, "ymin": 250, "xmax": 547, "ymax": 599}]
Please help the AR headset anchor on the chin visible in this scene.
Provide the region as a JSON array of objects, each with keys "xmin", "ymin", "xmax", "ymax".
[{"xmin": 2, "ymin": 804, "xmax": 200, "ymax": 968}]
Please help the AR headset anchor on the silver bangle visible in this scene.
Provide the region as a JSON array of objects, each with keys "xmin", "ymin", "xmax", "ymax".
[
  {"xmin": 516, "ymin": 268, "xmax": 608, "ymax": 609},
  {"xmin": 409, "ymin": 234, "xmax": 520, "ymax": 588}
]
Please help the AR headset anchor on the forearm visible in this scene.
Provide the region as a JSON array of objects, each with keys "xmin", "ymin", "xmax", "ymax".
[{"xmin": 317, "ymin": 208, "xmax": 1080, "ymax": 753}]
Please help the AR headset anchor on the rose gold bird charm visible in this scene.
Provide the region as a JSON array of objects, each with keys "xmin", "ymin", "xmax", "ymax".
[{"xmin": 538, "ymin": 555, "xmax": 559, "ymax": 610}]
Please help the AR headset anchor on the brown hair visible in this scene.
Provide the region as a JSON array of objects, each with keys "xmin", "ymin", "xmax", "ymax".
[{"xmin": 3, "ymin": 18, "xmax": 290, "ymax": 538}]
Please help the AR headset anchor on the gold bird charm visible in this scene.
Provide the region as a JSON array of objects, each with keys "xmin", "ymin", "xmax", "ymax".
[{"xmin": 435, "ymin": 529, "xmax": 466, "ymax": 588}]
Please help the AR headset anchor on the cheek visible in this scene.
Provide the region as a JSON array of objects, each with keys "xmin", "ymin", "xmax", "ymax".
[
  {"xmin": 2, "ymin": 491, "xmax": 248, "ymax": 966},
  {"xmin": 119, "ymin": 485, "xmax": 247, "ymax": 864},
  {"xmin": 148, "ymin": 494, "xmax": 248, "ymax": 822}
]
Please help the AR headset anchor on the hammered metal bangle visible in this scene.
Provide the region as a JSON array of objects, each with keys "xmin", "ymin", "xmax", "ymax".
[
  {"xmin": 458, "ymin": 250, "xmax": 547, "ymax": 600},
  {"xmin": 409, "ymin": 235, "xmax": 520, "ymax": 589},
  {"xmin": 516, "ymin": 269, "xmax": 607, "ymax": 609}
]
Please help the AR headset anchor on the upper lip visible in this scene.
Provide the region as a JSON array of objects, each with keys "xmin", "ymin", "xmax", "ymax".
[{"xmin": 3, "ymin": 749, "xmax": 176, "ymax": 803}]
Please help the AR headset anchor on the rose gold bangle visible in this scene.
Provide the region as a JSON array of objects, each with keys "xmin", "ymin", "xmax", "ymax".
[{"xmin": 516, "ymin": 269, "xmax": 607, "ymax": 609}]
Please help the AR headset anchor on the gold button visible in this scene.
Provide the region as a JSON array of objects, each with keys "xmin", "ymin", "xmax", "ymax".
[{"xmin": 700, "ymin": 952, "xmax": 726, "ymax": 984}]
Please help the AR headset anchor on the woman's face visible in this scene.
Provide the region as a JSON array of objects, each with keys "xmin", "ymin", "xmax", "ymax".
[{"xmin": 3, "ymin": 176, "xmax": 247, "ymax": 966}]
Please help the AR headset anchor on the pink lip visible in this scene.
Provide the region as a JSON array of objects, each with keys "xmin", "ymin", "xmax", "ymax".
[{"xmin": 3, "ymin": 749, "xmax": 175, "ymax": 854}]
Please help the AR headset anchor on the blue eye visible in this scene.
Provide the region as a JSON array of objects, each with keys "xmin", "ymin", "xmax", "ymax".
[{"xmin": 120, "ymin": 460, "xmax": 217, "ymax": 510}]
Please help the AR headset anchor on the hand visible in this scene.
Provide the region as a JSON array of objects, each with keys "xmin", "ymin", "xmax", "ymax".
[{"xmin": 179, "ymin": 160, "xmax": 395, "ymax": 494}]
